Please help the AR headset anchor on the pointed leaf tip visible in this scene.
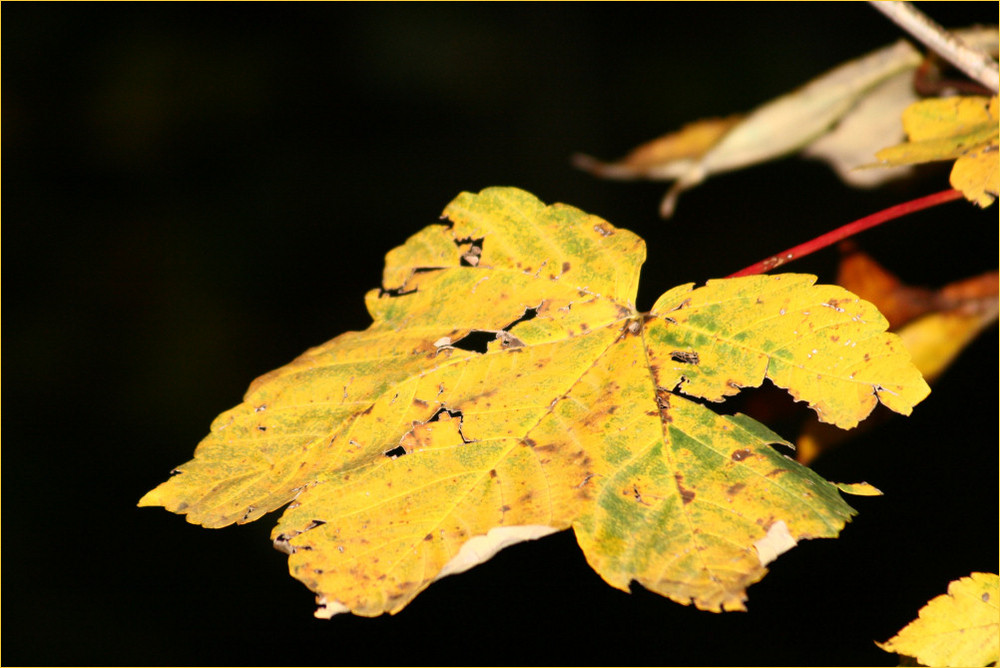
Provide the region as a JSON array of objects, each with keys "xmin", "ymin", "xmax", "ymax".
[{"xmin": 879, "ymin": 572, "xmax": 999, "ymax": 667}]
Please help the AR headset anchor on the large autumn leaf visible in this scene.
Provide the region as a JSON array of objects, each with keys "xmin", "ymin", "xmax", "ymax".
[{"xmin": 140, "ymin": 187, "xmax": 929, "ymax": 617}]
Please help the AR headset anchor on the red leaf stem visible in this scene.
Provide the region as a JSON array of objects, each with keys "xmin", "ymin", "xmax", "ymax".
[{"xmin": 727, "ymin": 189, "xmax": 965, "ymax": 278}]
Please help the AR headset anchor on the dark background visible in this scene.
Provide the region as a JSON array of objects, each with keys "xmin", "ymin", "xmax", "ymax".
[{"xmin": 4, "ymin": 3, "xmax": 997, "ymax": 665}]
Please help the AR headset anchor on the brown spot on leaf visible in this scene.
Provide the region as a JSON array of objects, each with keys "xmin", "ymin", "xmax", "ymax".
[
  {"xmin": 273, "ymin": 533, "xmax": 294, "ymax": 555},
  {"xmin": 674, "ymin": 473, "xmax": 695, "ymax": 505},
  {"xmin": 630, "ymin": 484, "xmax": 651, "ymax": 506},
  {"xmin": 727, "ymin": 482, "xmax": 746, "ymax": 497},
  {"xmin": 497, "ymin": 331, "xmax": 526, "ymax": 350},
  {"xmin": 655, "ymin": 389, "xmax": 674, "ymax": 423},
  {"xmin": 670, "ymin": 350, "xmax": 700, "ymax": 365},
  {"xmin": 523, "ymin": 437, "xmax": 537, "ymax": 448},
  {"xmin": 656, "ymin": 388, "xmax": 671, "ymax": 408},
  {"xmin": 731, "ymin": 448, "xmax": 753, "ymax": 462},
  {"xmin": 766, "ymin": 468, "xmax": 786, "ymax": 478},
  {"xmin": 489, "ymin": 469, "xmax": 498, "ymax": 478},
  {"xmin": 413, "ymin": 398, "xmax": 428, "ymax": 407},
  {"xmin": 593, "ymin": 223, "xmax": 613, "ymax": 237},
  {"xmin": 561, "ymin": 261, "xmax": 571, "ymax": 274}
]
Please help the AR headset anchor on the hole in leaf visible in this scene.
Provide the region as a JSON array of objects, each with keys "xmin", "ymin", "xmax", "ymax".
[
  {"xmin": 447, "ymin": 306, "xmax": 539, "ymax": 354},
  {"xmin": 455, "ymin": 237, "xmax": 485, "ymax": 267},
  {"xmin": 428, "ymin": 406, "xmax": 463, "ymax": 422},
  {"xmin": 450, "ymin": 330, "xmax": 497, "ymax": 354},
  {"xmin": 379, "ymin": 286, "xmax": 417, "ymax": 298},
  {"xmin": 665, "ymin": 383, "xmax": 716, "ymax": 409},
  {"xmin": 720, "ymin": 378, "xmax": 805, "ymax": 432},
  {"xmin": 428, "ymin": 406, "xmax": 472, "ymax": 443},
  {"xmin": 503, "ymin": 306, "xmax": 538, "ymax": 331},
  {"xmin": 383, "ymin": 445, "xmax": 407, "ymax": 458},
  {"xmin": 379, "ymin": 267, "xmax": 446, "ymax": 298}
]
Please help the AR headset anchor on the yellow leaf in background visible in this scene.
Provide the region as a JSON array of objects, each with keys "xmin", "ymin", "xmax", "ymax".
[
  {"xmin": 950, "ymin": 142, "xmax": 999, "ymax": 207},
  {"xmin": 140, "ymin": 188, "xmax": 930, "ymax": 617},
  {"xmin": 875, "ymin": 95, "xmax": 999, "ymax": 207},
  {"xmin": 903, "ymin": 95, "xmax": 998, "ymax": 143},
  {"xmin": 796, "ymin": 247, "xmax": 997, "ymax": 465},
  {"xmin": 572, "ymin": 115, "xmax": 743, "ymax": 180},
  {"xmin": 878, "ymin": 572, "xmax": 1000, "ymax": 667},
  {"xmin": 897, "ymin": 303, "xmax": 1000, "ymax": 383}
]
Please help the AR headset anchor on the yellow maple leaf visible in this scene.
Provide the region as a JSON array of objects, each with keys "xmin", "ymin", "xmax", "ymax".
[
  {"xmin": 950, "ymin": 143, "xmax": 1000, "ymax": 207},
  {"xmin": 875, "ymin": 95, "xmax": 999, "ymax": 207},
  {"xmin": 878, "ymin": 572, "xmax": 1000, "ymax": 667},
  {"xmin": 139, "ymin": 187, "xmax": 929, "ymax": 617}
]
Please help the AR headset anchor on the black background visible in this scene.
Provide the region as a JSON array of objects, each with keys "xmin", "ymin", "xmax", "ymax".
[{"xmin": 4, "ymin": 3, "xmax": 997, "ymax": 665}]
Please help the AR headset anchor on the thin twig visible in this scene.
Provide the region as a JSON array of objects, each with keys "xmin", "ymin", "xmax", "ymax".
[
  {"xmin": 869, "ymin": 1, "xmax": 999, "ymax": 93},
  {"xmin": 727, "ymin": 189, "xmax": 964, "ymax": 278}
]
